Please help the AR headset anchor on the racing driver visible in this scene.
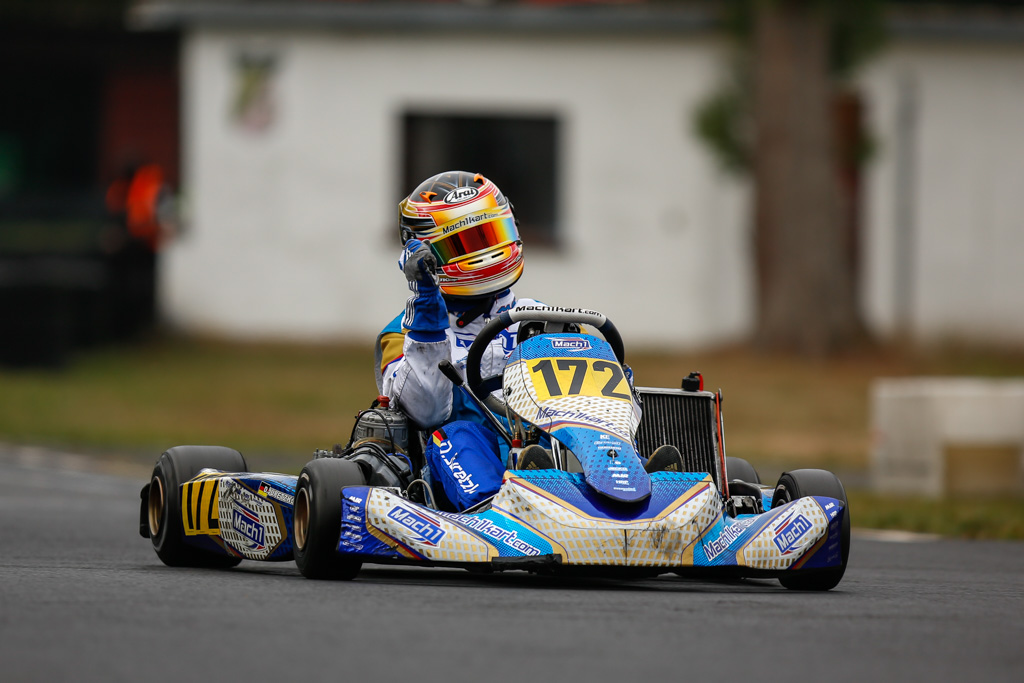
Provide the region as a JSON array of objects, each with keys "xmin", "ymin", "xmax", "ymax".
[{"xmin": 375, "ymin": 171, "xmax": 681, "ymax": 512}]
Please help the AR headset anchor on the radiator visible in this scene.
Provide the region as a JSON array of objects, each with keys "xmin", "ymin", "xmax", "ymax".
[{"xmin": 635, "ymin": 387, "xmax": 723, "ymax": 490}]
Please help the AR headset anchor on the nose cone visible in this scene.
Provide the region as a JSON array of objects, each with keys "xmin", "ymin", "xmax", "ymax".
[
  {"xmin": 586, "ymin": 457, "xmax": 652, "ymax": 504},
  {"xmin": 558, "ymin": 429, "xmax": 652, "ymax": 503}
]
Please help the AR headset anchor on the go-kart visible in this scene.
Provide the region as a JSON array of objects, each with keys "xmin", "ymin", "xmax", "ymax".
[{"xmin": 140, "ymin": 306, "xmax": 850, "ymax": 590}]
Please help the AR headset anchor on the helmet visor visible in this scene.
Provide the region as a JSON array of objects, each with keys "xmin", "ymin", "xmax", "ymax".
[{"xmin": 427, "ymin": 215, "xmax": 520, "ymax": 266}]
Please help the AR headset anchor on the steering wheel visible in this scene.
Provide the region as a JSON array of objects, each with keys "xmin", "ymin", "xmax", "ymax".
[{"xmin": 464, "ymin": 306, "xmax": 626, "ymax": 415}]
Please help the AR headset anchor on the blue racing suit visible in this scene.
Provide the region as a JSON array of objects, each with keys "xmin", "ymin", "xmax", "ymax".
[
  {"xmin": 377, "ymin": 240, "xmax": 642, "ymax": 510},
  {"xmin": 374, "ymin": 287, "xmax": 542, "ymax": 511}
]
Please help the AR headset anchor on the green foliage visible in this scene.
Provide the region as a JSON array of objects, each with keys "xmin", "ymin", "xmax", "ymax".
[
  {"xmin": 692, "ymin": 84, "xmax": 750, "ymax": 175},
  {"xmin": 715, "ymin": 0, "xmax": 886, "ymax": 78},
  {"xmin": 828, "ymin": 0, "xmax": 888, "ymax": 79},
  {"xmin": 694, "ymin": 0, "xmax": 887, "ymax": 174}
]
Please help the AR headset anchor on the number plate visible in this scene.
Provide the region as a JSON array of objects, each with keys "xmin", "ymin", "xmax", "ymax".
[
  {"xmin": 527, "ymin": 357, "xmax": 631, "ymax": 403},
  {"xmin": 503, "ymin": 335, "xmax": 638, "ymax": 440}
]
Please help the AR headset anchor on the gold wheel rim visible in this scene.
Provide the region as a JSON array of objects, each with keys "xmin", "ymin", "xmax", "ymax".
[
  {"xmin": 294, "ymin": 486, "xmax": 310, "ymax": 551},
  {"xmin": 148, "ymin": 475, "xmax": 164, "ymax": 537}
]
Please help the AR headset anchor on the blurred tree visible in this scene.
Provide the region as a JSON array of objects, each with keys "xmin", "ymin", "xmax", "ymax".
[{"xmin": 695, "ymin": 0, "xmax": 885, "ymax": 355}]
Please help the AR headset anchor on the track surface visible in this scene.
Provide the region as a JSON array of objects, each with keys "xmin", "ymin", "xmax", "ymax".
[{"xmin": 1, "ymin": 451, "xmax": 1022, "ymax": 683}]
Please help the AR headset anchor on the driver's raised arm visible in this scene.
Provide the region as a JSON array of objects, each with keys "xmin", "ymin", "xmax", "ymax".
[{"xmin": 376, "ymin": 240, "xmax": 453, "ymax": 428}]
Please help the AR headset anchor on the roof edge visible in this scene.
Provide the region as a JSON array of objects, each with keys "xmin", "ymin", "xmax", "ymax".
[
  {"xmin": 128, "ymin": 2, "xmax": 717, "ymax": 35},
  {"xmin": 130, "ymin": 2, "xmax": 1024, "ymax": 43}
]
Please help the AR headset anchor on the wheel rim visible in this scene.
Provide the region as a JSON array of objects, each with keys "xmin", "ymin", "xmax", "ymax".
[
  {"xmin": 148, "ymin": 475, "xmax": 164, "ymax": 537},
  {"xmin": 773, "ymin": 485, "xmax": 792, "ymax": 508},
  {"xmin": 294, "ymin": 486, "xmax": 310, "ymax": 551}
]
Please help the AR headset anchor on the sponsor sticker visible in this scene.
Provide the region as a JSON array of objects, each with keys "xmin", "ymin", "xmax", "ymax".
[
  {"xmin": 441, "ymin": 211, "xmax": 490, "ymax": 234},
  {"xmin": 258, "ymin": 481, "xmax": 295, "ymax": 506},
  {"xmin": 704, "ymin": 517, "xmax": 755, "ymax": 561},
  {"xmin": 388, "ymin": 506, "xmax": 447, "ymax": 546},
  {"xmin": 536, "ymin": 406, "xmax": 620, "ymax": 433},
  {"xmin": 437, "ymin": 513, "xmax": 541, "ymax": 556},
  {"xmin": 437, "ymin": 438, "xmax": 479, "ymax": 495},
  {"xmin": 232, "ymin": 506, "xmax": 266, "ymax": 550},
  {"xmin": 227, "ymin": 482, "xmax": 259, "ymax": 507},
  {"xmin": 772, "ymin": 513, "xmax": 814, "ymax": 554},
  {"xmin": 550, "ymin": 338, "xmax": 592, "ymax": 351},
  {"xmin": 516, "ymin": 306, "xmax": 603, "ymax": 318},
  {"xmin": 443, "ymin": 186, "xmax": 479, "ymax": 204}
]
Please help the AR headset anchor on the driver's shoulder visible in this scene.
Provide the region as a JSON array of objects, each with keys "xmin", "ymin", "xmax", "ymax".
[{"xmin": 379, "ymin": 311, "xmax": 406, "ymax": 338}]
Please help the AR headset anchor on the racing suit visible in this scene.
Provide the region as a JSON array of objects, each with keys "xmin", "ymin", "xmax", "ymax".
[{"xmin": 375, "ymin": 284, "xmax": 541, "ymax": 512}]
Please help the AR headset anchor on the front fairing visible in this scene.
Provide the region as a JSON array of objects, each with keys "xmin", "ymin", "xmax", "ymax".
[
  {"xmin": 336, "ymin": 471, "xmax": 846, "ymax": 574},
  {"xmin": 501, "ymin": 333, "xmax": 649, "ymax": 502}
]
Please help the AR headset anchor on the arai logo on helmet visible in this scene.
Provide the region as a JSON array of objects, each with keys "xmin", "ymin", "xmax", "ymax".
[
  {"xmin": 551, "ymin": 338, "xmax": 592, "ymax": 351},
  {"xmin": 443, "ymin": 187, "xmax": 479, "ymax": 204}
]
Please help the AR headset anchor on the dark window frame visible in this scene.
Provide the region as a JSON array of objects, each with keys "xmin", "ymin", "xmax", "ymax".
[{"xmin": 400, "ymin": 111, "xmax": 561, "ymax": 248}]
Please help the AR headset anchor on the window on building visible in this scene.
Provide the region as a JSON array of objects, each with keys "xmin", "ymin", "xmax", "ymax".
[{"xmin": 402, "ymin": 112, "xmax": 560, "ymax": 246}]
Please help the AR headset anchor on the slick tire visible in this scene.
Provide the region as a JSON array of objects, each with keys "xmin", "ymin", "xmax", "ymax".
[
  {"xmin": 148, "ymin": 445, "xmax": 248, "ymax": 568},
  {"xmin": 725, "ymin": 456, "xmax": 760, "ymax": 485},
  {"xmin": 772, "ymin": 469, "xmax": 851, "ymax": 591},
  {"xmin": 293, "ymin": 458, "xmax": 366, "ymax": 580}
]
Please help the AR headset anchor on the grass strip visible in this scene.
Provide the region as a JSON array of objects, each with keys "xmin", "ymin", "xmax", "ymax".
[
  {"xmin": 848, "ymin": 491, "xmax": 1024, "ymax": 540},
  {"xmin": 2, "ymin": 336, "xmax": 1023, "ymax": 538}
]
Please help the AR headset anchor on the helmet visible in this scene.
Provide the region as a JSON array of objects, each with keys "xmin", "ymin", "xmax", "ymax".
[{"xmin": 399, "ymin": 170, "xmax": 523, "ymax": 298}]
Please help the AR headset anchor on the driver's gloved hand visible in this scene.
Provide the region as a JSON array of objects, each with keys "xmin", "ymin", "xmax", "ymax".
[
  {"xmin": 399, "ymin": 239, "xmax": 449, "ymax": 341},
  {"xmin": 622, "ymin": 363, "xmax": 635, "ymax": 388},
  {"xmin": 400, "ymin": 239, "xmax": 438, "ymax": 292}
]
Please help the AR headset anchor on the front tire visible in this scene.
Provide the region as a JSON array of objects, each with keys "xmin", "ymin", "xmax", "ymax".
[
  {"xmin": 772, "ymin": 469, "xmax": 851, "ymax": 591},
  {"xmin": 148, "ymin": 445, "xmax": 248, "ymax": 568},
  {"xmin": 293, "ymin": 458, "xmax": 366, "ymax": 580}
]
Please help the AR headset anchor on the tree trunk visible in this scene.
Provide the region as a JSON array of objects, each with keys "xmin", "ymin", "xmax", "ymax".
[{"xmin": 753, "ymin": 0, "xmax": 863, "ymax": 355}]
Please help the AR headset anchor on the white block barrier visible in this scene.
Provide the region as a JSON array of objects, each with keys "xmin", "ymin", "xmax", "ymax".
[{"xmin": 871, "ymin": 379, "xmax": 1024, "ymax": 497}]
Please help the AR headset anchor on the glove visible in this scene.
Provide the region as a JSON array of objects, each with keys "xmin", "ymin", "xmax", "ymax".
[
  {"xmin": 622, "ymin": 362, "xmax": 635, "ymax": 388},
  {"xmin": 623, "ymin": 362, "xmax": 643, "ymax": 426},
  {"xmin": 399, "ymin": 239, "xmax": 449, "ymax": 341},
  {"xmin": 400, "ymin": 239, "xmax": 438, "ymax": 293}
]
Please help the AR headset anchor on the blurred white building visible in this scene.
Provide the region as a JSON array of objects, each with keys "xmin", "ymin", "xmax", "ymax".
[
  {"xmin": 861, "ymin": 21, "xmax": 1024, "ymax": 345},
  {"xmin": 134, "ymin": 2, "xmax": 1024, "ymax": 348}
]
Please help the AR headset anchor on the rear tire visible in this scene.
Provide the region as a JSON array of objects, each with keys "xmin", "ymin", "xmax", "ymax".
[
  {"xmin": 725, "ymin": 456, "xmax": 760, "ymax": 484},
  {"xmin": 772, "ymin": 469, "xmax": 850, "ymax": 591},
  {"xmin": 293, "ymin": 458, "xmax": 366, "ymax": 580},
  {"xmin": 148, "ymin": 445, "xmax": 248, "ymax": 568}
]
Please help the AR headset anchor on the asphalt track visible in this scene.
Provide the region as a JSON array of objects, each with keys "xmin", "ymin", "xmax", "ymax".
[{"xmin": 1, "ymin": 450, "xmax": 1022, "ymax": 683}]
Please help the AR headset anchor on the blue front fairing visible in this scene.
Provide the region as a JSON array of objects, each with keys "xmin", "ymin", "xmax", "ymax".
[
  {"xmin": 335, "ymin": 471, "xmax": 846, "ymax": 574},
  {"xmin": 552, "ymin": 424, "xmax": 651, "ymax": 503},
  {"xmin": 502, "ymin": 333, "xmax": 651, "ymax": 503}
]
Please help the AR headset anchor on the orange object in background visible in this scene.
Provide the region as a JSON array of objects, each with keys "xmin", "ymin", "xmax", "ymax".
[{"xmin": 106, "ymin": 163, "xmax": 168, "ymax": 252}]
